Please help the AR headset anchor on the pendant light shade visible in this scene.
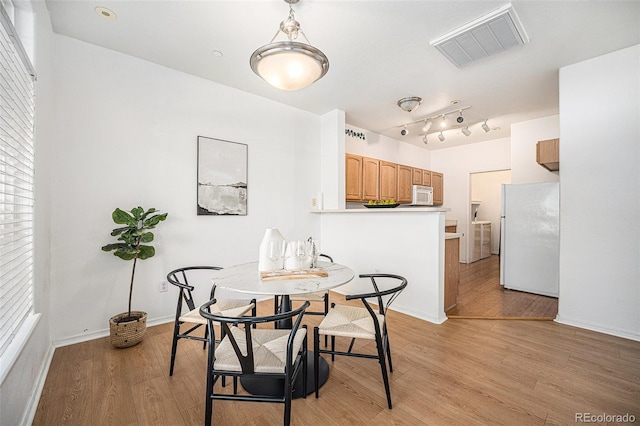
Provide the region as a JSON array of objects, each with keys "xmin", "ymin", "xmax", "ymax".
[{"xmin": 250, "ymin": 0, "xmax": 329, "ymax": 91}]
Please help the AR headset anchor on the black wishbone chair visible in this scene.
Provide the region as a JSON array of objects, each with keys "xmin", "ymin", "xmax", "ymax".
[
  {"xmin": 200, "ymin": 300, "xmax": 310, "ymax": 426},
  {"xmin": 313, "ymin": 273, "xmax": 408, "ymax": 409},
  {"xmin": 167, "ymin": 266, "xmax": 256, "ymax": 376}
]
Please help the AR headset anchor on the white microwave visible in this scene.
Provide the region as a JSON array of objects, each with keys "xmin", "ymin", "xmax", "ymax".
[{"xmin": 411, "ymin": 185, "xmax": 434, "ymax": 206}]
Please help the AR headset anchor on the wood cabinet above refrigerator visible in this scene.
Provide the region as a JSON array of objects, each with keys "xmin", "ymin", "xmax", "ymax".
[{"xmin": 536, "ymin": 138, "xmax": 559, "ymax": 171}]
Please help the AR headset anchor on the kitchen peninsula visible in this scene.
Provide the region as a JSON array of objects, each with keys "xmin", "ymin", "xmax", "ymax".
[{"xmin": 315, "ymin": 206, "xmax": 457, "ymax": 324}]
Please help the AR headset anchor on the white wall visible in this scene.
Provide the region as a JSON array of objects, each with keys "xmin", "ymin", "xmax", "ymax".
[
  {"xmin": 511, "ymin": 115, "xmax": 560, "ymax": 184},
  {"xmin": 557, "ymin": 44, "xmax": 640, "ymax": 341},
  {"xmin": 49, "ymin": 35, "xmax": 324, "ymax": 345},
  {"xmin": 431, "ymin": 138, "xmax": 511, "ymax": 262},
  {"xmin": 0, "ymin": 2, "xmax": 55, "ymax": 425},
  {"xmin": 345, "ymin": 124, "xmax": 431, "ymax": 170}
]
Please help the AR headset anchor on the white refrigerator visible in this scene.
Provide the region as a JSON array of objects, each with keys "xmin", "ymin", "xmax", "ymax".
[{"xmin": 500, "ymin": 182, "xmax": 559, "ymax": 297}]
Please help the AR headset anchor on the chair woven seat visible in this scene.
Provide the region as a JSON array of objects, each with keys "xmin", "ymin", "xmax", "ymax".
[
  {"xmin": 317, "ymin": 304, "xmax": 385, "ymax": 339},
  {"xmin": 289, "ymin": 291, "xmax": 326, "ymax": 302},
  {"xmin": 179, "ymin": 299, "xmax": 254, "ymax": 325},
  {"xmin": 214, "ymin": 327, "xmax": 307, "ymax": 374}
]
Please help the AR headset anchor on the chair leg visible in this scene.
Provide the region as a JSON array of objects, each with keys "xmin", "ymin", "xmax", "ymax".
[
  {"xmin": 204, "ymin": 371, "xmax": 214, "ymax": 426},
  {"xmin": 313, "ymin": 326, "xmax": 320, "ymax": 398},
  {"xmin": 169, "ymin": 321, "xmax": 180, "ymax": 376},
  {"xmin": 376, "ymin": 335, "xmax": 393, "ymax": 409},
  {"xmin": 331, "ymin": 335, "xmax": 336, "ymax": 362},
  {"xmin": 302, "ymin": 327, "xmax": 308, "ymax": 400},
  {"xmin": 203, "ymin": 324, "xmax": 208, "ymax": 350},
  {"xmin": 385, "ymin": 334, "xmax": 394, "ymax": 372}
]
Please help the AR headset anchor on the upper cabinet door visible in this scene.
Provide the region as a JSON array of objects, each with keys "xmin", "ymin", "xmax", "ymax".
[
  {"xmin": 379, "ymin": 161, "xmax": 397, "ymax": 201},
  {"xmin": 397, "ymin": 164, "xmax": 413, "ymax": 203},
  {"xmin": 412, "ymin": 168, "xmax": 423, "ymax": 185},
  {"xmin": 345, "ymin": 154, "xmax": 363, "ymax": 201},
  {"xmin": 432, "ymin": 171, "xmax": 444, "ymax": 205},
  {"xmin": 422, "ymin": 170, "xmax": 432, "ymax": 187},
  {"xmin": 362, "ymin": 157, "xmax": 380, "ymax": 201}
]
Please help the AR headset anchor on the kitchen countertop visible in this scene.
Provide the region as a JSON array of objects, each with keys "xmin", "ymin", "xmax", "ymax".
[
  {"xmin": 312, "ymin": 207, "xmax": 449, "ymax": 213},
  {"xmin": 471, "ymin": 220, "xmax": 492, "ymax": 225}
]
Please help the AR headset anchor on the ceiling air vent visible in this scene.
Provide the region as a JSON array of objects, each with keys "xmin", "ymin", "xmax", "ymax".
[{"xmin": 430, "ymin": 3, "xmax": 529, "ymax": 68}]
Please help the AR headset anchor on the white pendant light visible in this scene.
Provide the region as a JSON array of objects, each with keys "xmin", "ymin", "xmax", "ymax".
[{"xmin": 250, "ymin": 0, "xmax": 329, "ymax": 91}]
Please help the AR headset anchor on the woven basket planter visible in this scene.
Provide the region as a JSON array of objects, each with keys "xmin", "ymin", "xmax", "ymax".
[{"xmin": 109, "ymin": 311, "xmax": 147, "ymax": 348}]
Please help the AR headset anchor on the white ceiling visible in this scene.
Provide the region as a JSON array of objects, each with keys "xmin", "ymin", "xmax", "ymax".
[{"xmin": 43, "ymin": 0, "xmax": 640, "ymax": 150}]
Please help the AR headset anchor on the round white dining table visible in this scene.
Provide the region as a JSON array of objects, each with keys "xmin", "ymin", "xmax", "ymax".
[{"xmin": 210, "ymin": 260, "xmax": 355, "ymax": 398}]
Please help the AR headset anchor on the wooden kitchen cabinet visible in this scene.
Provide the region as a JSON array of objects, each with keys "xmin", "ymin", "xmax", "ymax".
[
  {"xmin": 379, "ymin": 161, "xmax": 397, "ymax": 200},
  {"xmin": 422, "ymin": 170, "xmax": 432, "ymax": 187},
  {"xmin": 362, "ymin": 157, "xmax": 380, "ymax": 201},
  {"xmin": 412, "ymin": 168, "xmax": 423, "ymax": 185},
  {"xmin": 536, "ymin": 138, "xmax": 559, "ymax": 171},
  {"xmin": 445, "ymin": 236, "xmax": 460, "ymax": 312},
  {"xmin": 432, "ymin": 171, "xmax": 443, "ymax": 205},
  {"xmin": 397, "ymin": 164, "xmax": 413, "ymax": 203},
  {"xmin": 445, "ymin": 225, "xmax": 457, "ymax": 233},
  {"xmin": 345, "ymin": 154, "xmax": 363, "ymax": 201}
]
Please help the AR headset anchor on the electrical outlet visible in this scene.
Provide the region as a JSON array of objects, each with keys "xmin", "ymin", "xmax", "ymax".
[
  {"xmin": 160, "ymin": 281, "xmax": 168, "ymax": 292},
  {"xmin": 311, "ymin": 197, "xmax": 317, "ymax": 208}
]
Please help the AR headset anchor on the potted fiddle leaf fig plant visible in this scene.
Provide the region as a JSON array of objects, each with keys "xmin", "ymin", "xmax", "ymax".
[{"xmin": 102, "ymin": 206, "xmax": 168, "ymax": 348}]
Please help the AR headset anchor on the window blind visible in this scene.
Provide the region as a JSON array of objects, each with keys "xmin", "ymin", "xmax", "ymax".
[{"xmin": 0, "ymin": 7, "xmax": 36, "ymax": 358}]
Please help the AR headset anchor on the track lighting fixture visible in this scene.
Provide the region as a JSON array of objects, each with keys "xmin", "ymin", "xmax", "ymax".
[
  {"xmin": 438, "ymin": 131, "xmax": 445, "ymax": 142},
  {"xmin": 400, "ymin": 125, "xmax": 409, "ymax": 136},
  {"xmin": 482, "ymin": 120, "xmax": 490, "ymax": 132},
  {"xmin": 422, "ymin": 120, "xmax": 432, "ymax": 133},
  {"xmin": 462, "ymin": 126, "xmax": 471, "ymax": 137},
  {"xmin": 457, "ymin": 110, "xmax": 464, "ymax": 123},
  {"xmin": 422, "ymin": 134, "xmax": 429, "ymax": 144},
  {"xmin": 440, "ymin": 115, "xmax": 447, "ymax": 128}
]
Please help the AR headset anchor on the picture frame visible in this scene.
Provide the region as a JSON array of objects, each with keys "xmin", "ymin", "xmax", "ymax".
[{"xmin": 197, "ymin": 136, "xmax": 248, "ymax": 215}]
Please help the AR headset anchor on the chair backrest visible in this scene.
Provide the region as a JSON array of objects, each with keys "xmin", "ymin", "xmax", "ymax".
[
  {"xmin": 346, "ymin": 274, "xmax": 408, "ymax": 334},
  {"xmin": 199, "ymin": 300, "xmax": 310, "ymax": 374},
  {"xmin": 319, "ymin": 253, "xmax": 334, "ymax": 263},
  {"xmin": 167, "ymin": 266, "xmax": 222, "ymax": 317}
]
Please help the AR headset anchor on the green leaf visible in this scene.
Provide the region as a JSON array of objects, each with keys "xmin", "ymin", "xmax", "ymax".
[
  {"xmin": 143, "ymin": 213, "xmax": 167, "ymax": 228},
  {"xmin": 112, "ymin": 208, "xmax": 136, "ymax": 226},
  {"xmin": 130, "ymin": 206, "xmax": 144, "ymax": 219},
  {"xmin": 114, "ymin": 251, "xmax": 136, "ymax": 261},
  {"xmin": 140, "ymin": 232, "xmax": 154, "ymax": 243},
  {"xmin": 137, "ymin": 245, "xmax": 155, "ymax": 260}
]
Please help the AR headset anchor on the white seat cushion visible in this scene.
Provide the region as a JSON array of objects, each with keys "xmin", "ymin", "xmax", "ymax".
[
  {"xmin": 179, "ymin": 300, "xmax": 254, "ymax": 325},
  {"xmin": 214, "ymin": 326, "xmax": 307, "ymax": 374},
  {"xmin": 289, "ymin": 291, "xmax": 327, "ymax": 302},
  {"xmin": 317, "ymin": 304, "xmax": 385, "ymax": 340}
]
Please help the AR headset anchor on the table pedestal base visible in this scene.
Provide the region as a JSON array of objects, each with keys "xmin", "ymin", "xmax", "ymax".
[{"xmin": 240, "ymin": 353, "xmax": 329, "ymax": 399}]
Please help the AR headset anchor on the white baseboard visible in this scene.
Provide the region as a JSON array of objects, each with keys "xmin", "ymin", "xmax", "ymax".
[
  {"xmin": 54, "ymin": 314, "xmax": 175, "ymax": 348},
  {"xmin": 21, "ymin": 342, "xmax": 55, "ymax": 426},
  {"xmin": 555, "ymin": 315, "xmax": 640, "ymax": 342}
]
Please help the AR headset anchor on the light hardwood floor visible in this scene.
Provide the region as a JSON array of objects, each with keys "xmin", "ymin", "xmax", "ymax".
[
  {"xmin": 34, "ymin": 288, "xmax": 638, "ymax": 425},
  {"xmin": 447, "ymin": 255, "xmax": 559, "ymax": 319}
]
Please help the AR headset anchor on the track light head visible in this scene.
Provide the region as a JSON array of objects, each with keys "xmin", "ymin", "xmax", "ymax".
[
  {"xmin": 438, "ymin": 131, "xmax": 445, "ymax": 142},
  {"xmin": 400, "ymin": 125, "xmax": 409, "ymax": 136},
  {"xmin": 457, "ymin": 110, "xmax": 464, "ymax": 123},
  {"xmin": 422, "ymin": 120, "xmax": 432, "ymax": 133},
  {"xmin": 462, "ymin": 126, "xmax": 471, "ymax": 137},
  {"xmin": 422, "ymin": 134, "xmax": 429, "ymax": 144},
  {"xmin": 482, "ymin": 120, "xmax": 490, "ymax": 132},
  {"xmin": 440, "ymin": 115, "xmax": 447, "ymax": 128}
]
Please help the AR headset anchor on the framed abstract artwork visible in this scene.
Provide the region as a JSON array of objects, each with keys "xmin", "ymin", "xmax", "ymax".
[{"xmin": 197, "ymin": 136, "xmax": 247, "ymax": 215}]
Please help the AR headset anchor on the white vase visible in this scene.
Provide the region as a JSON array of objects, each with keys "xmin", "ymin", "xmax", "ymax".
[{"xmin": 258, "ymin": 228, "xmax": 285, "ymax": 271}]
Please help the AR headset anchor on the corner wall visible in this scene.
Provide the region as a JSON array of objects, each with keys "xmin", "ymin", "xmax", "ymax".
[
  {"xmin": 557, "ymin": 44, "xmax": 640, "ymax": 340},
  {"xmin": 50, "ymin": 35, "xmax": 323, "ymax": 345}
]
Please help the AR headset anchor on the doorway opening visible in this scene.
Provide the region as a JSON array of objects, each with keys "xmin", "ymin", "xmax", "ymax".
[{"xmin": 447, "ymin": 169, "xmax": 558, "ymax": 320}]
